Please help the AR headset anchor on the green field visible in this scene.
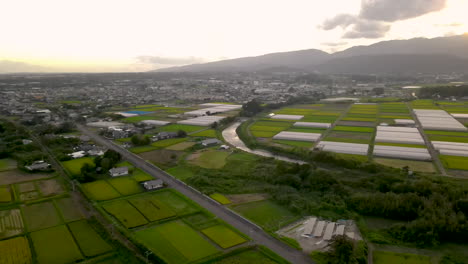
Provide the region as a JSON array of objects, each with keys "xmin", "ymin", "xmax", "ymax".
[
  {"xmin": 55, "ymin": 197, "xmax": 84, "ymax": 222},
  {"xmin": 150, "ymin": 190, "xmax": 198, "ymax": 215},
  {"xmin": 373, "ymin": 251, "xmax": 431, "ymax": 264},
  {"xmin": 252, "ymin": 121, "xmax": 293, "ymax": 128},
  {"xmin": 440, "ymin": 155, "xmax": 468, "ymax": 170},
  {"xmin": 342, "ymin": 117, "xmax": 376, "ymax": 122},
  {"xmin": 190, "ymin": 129, "xmax": 217, "ymax": 137},
  {"xmin": 251, "ymin": 130, "xmax": 278, "ymax": 138},
  {"xmin": 227, "ymin": 153, "xmax": 258, "ymax": 162},
  {"xmin": 82, "ymin": 180, "xmax": 121, "ymax": 201},
  {"xmin": 68, "ymin": 220, "xmax": 112, "ymax": 257},
  {"xmin": 374, "ymin": 158, "xmax": 436, "ymax": 173},
  {"xmin": 0, "ymin": 159, "xmax": 16, "ymax": 171},
  {"xmin": 129, "ymin": 145, "xmax": 159, "ymax": 154},
  {"xmin": 128, "ymin": 196, "xmax": 176, "ymax": 221},
  {"xmin": 210, "ymin": 193, "xmax": 231, "ymax": 204},
  {"xmin": 375, "ymin": 142, "xmax": 426, "ymax": 148},
  {"xmin": 190, "ymin": 150, "xmax": 230, "ymax": 169},
  {"xmin": 232, "ymin": 200, "xmax": 298, "ymax": 231},
  {"xmin": 166, "ymin": 141, "xmax": 196, "ymax": 151},
  {"xmin": 201, "ymin": 225, "xmax": 247, "ymax": 248},
  {"xmin": 160, "ymin": 124, "xmax": 206, "ymax": 133},
  {"xmin": 135, "ymin": 221, "xmax": 219, "ymax": 264},
  {"xmin": 286, "ymin": 127, "xmax": 326, "ymax": 134},
  {"xmin": 121, "ymin": 116, "xmax": 160, "ymax": 123},
  {"xmin": 0, "ymin": 186, "xmax": 11, "ymax": 202},
  {"xmin": 0, "ymin": 236, "xmax": 32, "ymax": 264},
  {"xmin": 151, "ymin": 137, "xmax": 188, "ymax": 148},
  {"xmin": 107, "ymin": 177, "xmax": 143, "ymax": 196},
  {"xmin": 212, "ymin": 249, "xmax": 280, "ymax": 264},
  {"xmin": 428, "ymin": 135, "xmax": 468, "ymax": 143},
  {"xmin": 131, "ymin": 168, "xmax": 154, "ymax": 182},
  {"xmin": 62, "ymin": 157, "xmax": 95, "ymax": 176},
  {"xmin": 424, "ymin": 130, "xmax": 468, "ymax": 137},
  {"xmin": 22, "ymin": 202, "xmax": 62, "ymax": 231},
  {"xmin": 165, "ymin": 166, "xmax": 194, "ymax": 180},
  {"xmin": 333, "ymin": 126, "xmax": 374, "ymax": 133},
  {"xmin": 102, "ymin": 200, "xmax": 148, "ymax": 228},
  {"xmin": 250, "ymin": 125, "xmax": 287, "ymax": 132},
  {"xmin": 31, "ymin": 225, "xmax": 83, "ymax": 264},
  {"xmin": 273, "ymin": 139, "xmax": 314, "ymax": 148}
]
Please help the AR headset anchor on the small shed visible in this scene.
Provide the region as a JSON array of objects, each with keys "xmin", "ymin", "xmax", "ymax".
[
  {"xmin": 109, "ymin": 167, "xmax": 129, "ymax": 177},
  {"xmin": 143, "ymin": 179, "xmax": 164, "ymax": 190},
  {"xmin": 201, "ymin": 138, "xmax": 221, "ymax": 147}
]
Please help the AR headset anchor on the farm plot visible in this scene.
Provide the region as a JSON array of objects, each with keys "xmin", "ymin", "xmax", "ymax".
[
  {"xmin": 37, "ymin": 178, "xmax": 64, "ymax": 197},
  {"xmin": 16, "ymin": 182, "xmax": 40, "ymax": 201},
  {"xmin": 333, "ymin": 126, "xmax": 374, "ymax": 133},
  {"xmin": 55, "ymin": 197, "xmax": 84, "ymax": 222},
  {"xmin": 166, "ymin": 141, "xmax": 196, "ymax": 151},
  {"xmin": 151, "ymin": 137, "xmax": 188, "ymax": 148},
  {"xmin": 0, "ymin": 236, "xmax": 32, "ymax": 264},
  {"xmin": 159, "ymin": 124, "xmax": 206, "ymax": 133},
  {"xmin": 188, "ymin": 150, "xmax": 230, "ymax": 169},
  {"xmin": 374, "ymin": 158, "xmax": 436, "ymax": 173},
  {"xmin": 411, "ymin": 100, "xmax": 439, "ymax": 110},
  {"xmin": 249, "ymin": 121, "xmax": 292, "ymax": 138},
  {"xmin": 286, "ymin": 127, "xmax": 326, "ymax": 134},
  {"xmin": 272, "ymin": 139, "xmax": 314, "ymax": 148},
  {"xmin": 190, "ymin": 129, "xmax": 217, "ymax": 138},
  {"xmin": 210, "ymin": 193, "xmax": 231, "ymax": 205},
  {"xmin": 150, "ymin": 189, "xmax": 199, "ymax": 216},
  {"xmin": 22, "ymin": 202, "xmax": 62, "ymax": 232},
  {"xmin": 128, "ymin": 195, "xmax": 176, "ymax": 221},
  {"xmin": 201, "ymin": 224, "xmax": 247, "ymax": 248},
  {"xmin": 165, "ymin": 166, "xmax": 194, "ymax": 180},
  {"xmin": 131, "ymin": 168, "xmax": 154, "ymax": 182},
  {"xmin": 139, "ymin": 149, "xmax": 185, "ymax": 167},
  {"xmin": 102, "ymin": 200, "xmax": 148, "ymax": 228},
  {"xmin": 62, "ymin": 157, "xmax": 95, "ymax": 176},
  {"xmin": 82, "ymin": 180, "xmax": 121, "ymax": 201},
  {"xmin": 183, "ymin": 212, "xmax": 219, "ymax": 230},
  {"xmin": 440, "ymin": 155, "xmax": 468, "ymax": 170},
  {"xmin": 134, "ymin": 221, "xmax": 219, "ymax": 264},
  {"xmin": 0, "ymin": 159, "xmax": 16, "ymax": 172},
  {"xmin": 0, "ymin": 169, "xmax": 51, "ymax": 185},
  {"xmin": 212, "ymin": 249, "xmax": 281, "ymax": 264},
  {"xmin": 107, "ymin": 177, "xmax": 143, "ymax": 196},
  {"xmin": 231, "ymin": 200, "xmax": 298, "ymax": 231},
  {"xmin": 373, "ymin": 251, "xmax": 430, "ymax": 264},
  {"xmin": 0, "ymin": 185, "xmax": 12, "ymax": 202},
  {"xmin": 129, "ymin": 145, "xmax": 159, "ymax": 154},
  {"xmin": 68, "ymin": 220, "xmax": 112, "ymax": 257},
  {"xmin": 325, "ymin": 131, "xmax": 373, "ymax": 144},
  {"xmin": 31, "ymin": 225, "xmax": 83, "ymax": 264},
  {"xmin": 0, "ymin": 209, "xmax": 24, "ymax": 239}
]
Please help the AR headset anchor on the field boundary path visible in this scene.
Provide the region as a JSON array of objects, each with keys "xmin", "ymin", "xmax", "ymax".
[
  {"xmin": 407, "ymin": 103, "xmax": 447, "ymax": 176},
  {"xmin": 77, "ymin": 124, "xmax": 314, "ymax": 264}
]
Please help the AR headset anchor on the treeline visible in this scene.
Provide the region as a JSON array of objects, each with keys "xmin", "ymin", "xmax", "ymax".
[{"xmin": 419, "ymin": 85, "xmax": 468, "ymax": 97}]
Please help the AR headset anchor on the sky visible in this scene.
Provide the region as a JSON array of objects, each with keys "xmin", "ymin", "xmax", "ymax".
[{"xmin": 1, "ymin": 0, "xmax": 467, "ymax": 72}]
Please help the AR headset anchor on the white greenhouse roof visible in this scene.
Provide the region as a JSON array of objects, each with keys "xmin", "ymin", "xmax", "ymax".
[
  {"xmin": 414, "ymin": 109, "xmax": 467, "ymax": 132},
  {"xmin": 375, "ymin": 126, "xmax": 425, "ymax": 145},
  {"xmin": 177, "ymin": 116, "xmax": 225, "ymax": 126},
  {"xmin": 375, "ymin": 136, "xmax": 425, "ymax": 145},
  {"xmin": 394, "ymin": 119, "xmax": 415, "ymax": 125},
  {"xmin": 373, "ymin": 145, "xmax": 431, "ymax": 161},
  {"xmin": 452, "ymin": 114, "xmax": 468, "ymax": 118},
  {"xmin": 313, "ymin": 221, "xmax": 326, "ymax": 237},
  {"xmin": 432, "ymin": 141, "xmax": 468, "ymax": 157},
  {"xmin": 273, "ymin": 131, "xmax": 321, "ymax": 142},
  {"xmin": 377, "ymin": 126, "xmax": 418, "ymax": 133},
  {"xmin": 316, "ymin": 141, "xmax": 369, "ymax": 155},
  {"xmin": 303, "ymin": 217, "xmax": 317, "ymax": 235},
  {"xmin": 185, "ymin": 104, "xmax": 241, "ymax": 116},
  {"xmin": 323, "ymin": 222, "xmax": 336, "ymax": 240},
  {"xmin": 271, "ymin": 114, "xmax": 304, "ymax": 120},
  {"xmin": 335, "ymin": 225, "xmax": 345, "ymax": 236},
  {"xmin": 140, "ymin": 120, "xmax": 171, "ymax": 126},
  {"xmin": 294, "ymin": 122, "xmax": 331, "ymax": 128}
]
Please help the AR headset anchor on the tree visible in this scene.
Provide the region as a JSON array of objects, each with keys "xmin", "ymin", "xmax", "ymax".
[
  {"xmin": 131, "ymin": 134, "xmax": 150, "ymax": 146},
  {"xmin": 327, "ymin": 235, "xmax": 356, "ymax": 264},
  {"xmin": 177, "ymin": 130, "xmax": 187, "ymax": 137},
  {"xmin": 210, "ymin": 122, "xmax": 218, "ymax": 129},
  {"xmin": 241, "ymin": 99, "xmax": 263, "ymax": 117}
]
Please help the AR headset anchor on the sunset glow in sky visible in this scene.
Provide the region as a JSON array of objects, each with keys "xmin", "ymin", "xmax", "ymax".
[{"xmin": 1, "ymin": 0, "xmax": 467, "ymax": 72}]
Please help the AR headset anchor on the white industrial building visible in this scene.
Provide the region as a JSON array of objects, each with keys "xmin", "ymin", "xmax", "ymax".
[
  {"xmin": 373, "ymin": 145, "xmax": 432, "ymax": 161},
  {"xmin": 414, "ymin": 109, "xmax": 467, "ymax": 131},
  {"xmin": 432, "ymin": 141, "xmax": 468, "ymax": 157},
  {"xmin": 271, "ymin": 114, "xmax": 304, "ymax": 120},
  {"xmin": 273, "ymin": 131, "xmax": 321, "ymax": 142},
  {"xmin": 303, "ymin": 217, "xmax": 317, "ymax": 235},
  {"xmin": 315, "ymin": 141, "xmax": 369, "ymax": 155},
  {"xmin": 313, "ymin": 221, "xmax": 326, "ymax": 237},
  {"xmin": 394, "ymin": 119, "xmax": 415, "ymax": 125},
  {"xmin": 177, "ymin": 116, "xmax": 225, "ymax": 126},
  {"xmin": 185, "ymin": 104, "xmax": 242, "ymax": 116},
  {"xmin": 293, "ymin": 122, "xmax": 331, "ymax": 129},
  {"xmin": 374, "ymin": 126, "xmax": 425, "ymax": 145},
  {"xmin": 140, "ymin": 120, "xmax": 171, "ymax": 126},
  {"xmin": 323, "ymin": 222, "xmax": 336, "ymax": 240}
]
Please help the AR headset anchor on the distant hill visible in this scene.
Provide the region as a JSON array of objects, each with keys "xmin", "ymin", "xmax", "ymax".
[
  {"xmin": 0, "ymin": 60, "xmax": 48, "ymax": 73},
  {"xmin": 154, "ymin": 34, "xmax": 468, "ymax": 74}
]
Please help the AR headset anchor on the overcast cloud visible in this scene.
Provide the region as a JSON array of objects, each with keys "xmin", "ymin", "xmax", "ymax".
[
  {"xmin": 136, "ymin": 56, "xmax": 206, "ymax": 66},
  {"xmin": 321, "ymin": 0, "xmax": 448, "ymax": 39}
]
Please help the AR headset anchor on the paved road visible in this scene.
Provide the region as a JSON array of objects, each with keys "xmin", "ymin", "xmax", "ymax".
[{"xmin": 77, "ymin": 125, "xmax": 314, "ymax": 264}]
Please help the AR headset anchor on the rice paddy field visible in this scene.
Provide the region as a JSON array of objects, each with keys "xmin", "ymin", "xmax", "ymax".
[
  {"xmin": 211, "ymin": 248, "xmax": 285, "ymax": 264},
  {"xmin": 82, "ymin": 180, "xmax": 121, "ymax": 201},
  {"xmin": 201, "ymin": 224, "xmax": 247, "ymax": 248},
  {"xmin": 189, "ymin": 150, "xmax": 230, "ymax": 169},
  {"xmin": 165, "ymin": 166, "xmax": 194, "ymax": 180},
  {"xmin": 210, "ymin": 193, "xmax": 232, "ymax": 205},
  {"xmin": 0, "ymin": 236, "xmax": 32, "ymax": 264},
  {"xmin": 107, "ymin": 176, "xmax": 143, "ymax": 196},
  {"xmin": 68, "ymin": 220, "xmax": 112, "ymax": 257},
  {"xmin": 440, "ymin": 155, "xmax": 468, "ymax": 170},
  {"xmin": 151, "ymin": 137, "xmax": 188, "ymax": 148},
  {"xmin": 373, "ymin": 251, "xmax": 431, "ymax": 264},
  {"xmin": 61, "ymin": 157, "xmax": 95, "ymax": 176}
]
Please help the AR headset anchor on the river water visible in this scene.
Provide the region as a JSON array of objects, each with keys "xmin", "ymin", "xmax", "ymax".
[{"xmin": 222, "ymin": 122, "xmax": 306, "ymax": 164}]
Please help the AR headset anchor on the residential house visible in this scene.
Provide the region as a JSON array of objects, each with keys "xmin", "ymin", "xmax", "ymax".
[
  {"xmin": 25, "ymin": 161, "xmax": 51, "ymax": 171},
  {"xmin": 142, "ymin": 179, "xmax": 164, "ymax": 190},
  {"xmin": 109, "ymin": 167, "xmax": 129, "ymax": 177},
  {"xmin": 155, "ymin": 132, "xmax": 178, "ymax": 140},
  {"xmin": 201, "ymin": 138, "xmax": 221, "ymax": 147}
]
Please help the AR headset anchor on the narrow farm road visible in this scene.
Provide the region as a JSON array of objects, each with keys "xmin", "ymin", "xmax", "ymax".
[{"xmin": 77, "ymin": 125, "xmax": 314, "ymax": 264}]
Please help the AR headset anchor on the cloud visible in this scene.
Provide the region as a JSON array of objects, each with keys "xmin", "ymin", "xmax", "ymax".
[
  {"xmin": 0, "ymin": 60, "xmax": 48, "ymax": 73},
  {"xmin": 360, "ymin": 0, "xmax": 446, "ymax": 22},
  {"xmin": 321, "ymin": 41, "xmax": 349, "ymax": 47},
  {"xmin": 320, "ymin": 0, "xmax": 447, "ymax": 39},
  {"xmin": 136, "ymin": 56, "xmax": 206, "ymax": 65},
  {"xmin": 435, "ymin": 22, "xmax": 463, "ymax": 27}
]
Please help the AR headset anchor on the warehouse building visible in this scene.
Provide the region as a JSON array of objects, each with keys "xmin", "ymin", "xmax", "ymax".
[
  {"xmin": 271, "ymin": 114, "xmax": 304, "ymax": 120},
  {"xmin": 293, "ymin": 122, "xmax": 331, "ymax": 129},
  {"xmin": 375, "ymin": 126, "xmax": 425, "ymax": 145},
  {"xmin": 315, "ymin": 141, "xmax": 369, "ymax": 155},
  {"xmin": 178, "ymin": 116, "xmax": 225, "ymax": 126},
  {"xmin": 432, "ymin": 141, "xmax": 468, "ymax": 157},
  {"xmin": 373, "ymin": 145, "xmax": 432, "ymax": 161},
  {"xmin": 414, "ymin": 109, "xmax": 467, "ymax": 131}
]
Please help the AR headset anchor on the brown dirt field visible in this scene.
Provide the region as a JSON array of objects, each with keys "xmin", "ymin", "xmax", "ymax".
[
  {"xmin": 226, "ymin": 193, "xmax": 269, "ymax": 205},
  {"xmin": 166, "ymin": 142, "xmax": 195, "ymax": 151},
  {"xmin": 38, "ymin": 179, "xmax": 64, "ymax": 197},
  {"xmin": 20, "ymin": 191, "xmax": 40, "ymax": 201},
  {"xmin": 336, "ymin": 121, "xmax": 375, "ymax": 127},
  {"xmin": 139, "ymin": 149, "xmax": 184, "ymax": 166},
  {"xmin": 0, "ymin": 209, "xmax": 24, "ymax": 239},
  {"xmin": 0, "ymin": 170, "xmax": 52, "ymax": 185},
  {"xmin": 18, "ymin": 182, "xmax": 36, "ymax": 193}
]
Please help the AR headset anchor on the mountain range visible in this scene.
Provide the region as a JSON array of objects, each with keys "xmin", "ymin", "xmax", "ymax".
[{"xmin": 155, "ymin": 34, "xmax": 468, "ymax": 74}]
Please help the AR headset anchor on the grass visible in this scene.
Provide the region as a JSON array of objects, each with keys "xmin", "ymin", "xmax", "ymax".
[
  {"xmin": 107, "ymin": 177, "xmax": 143, "ymax": 196},
  {"xmin": 251, "ymin": 130, "xmax": 278, "ymax": 138},
  {"xmin": 62, "ymin": 157, "xmax": 95, "ymax": 176},
  {"xmin": 201, "ymin": 225, "xmax": 247, "ymax": 249},
  {"xmin": 325, "ymin": 137, "xmax": 370, "ymax": 144},
  {"xmin": 334, "ymin": 153, "xmax": 369, "ymax": 162},
  {"xmin": 116, "ymin": 161, "xmax": 134, "ymax": 168},
  {"xmin": 227, "ymin": 153, "xmax": 258, "ymax": 162},
  {"xmin": 22, "ymin": 201, "xmax": 62, "ymax": 232},
  {"xmin": 134, "ymin": 221, "xmax": 219, "ymax": 264},
  {"xmin": 333, "ymin": 126, "xmax": 374, "ymax": 133},
  {"xmin": 253, "ymin": 121, "xmax": 293, "ymax": 128},
  {"xmin": 121, "ymin": 116, "xmax": 159, "ymax": 123},
  {"xmin": 342, "ymin": 117, "xmax": 377, "ymax": 122},
  {"xmin": 68, "ymin": 220, "xmax": 112, "ymax": 257},
  {"xmin": 374, "ymin": 158, "xmax": 436, "ymax": 173},
  {"xmin": 131, "ymin": 168, "xmax": 154, "ymax": 182},
  {"xmin": 190, "ymin": 150, "xmax": 230, "ymax": 169},
  {"xmin": 0, "ymin": 186, "xmax": 11, "ymax": 202},
  {"xmin": 428, "ymin": 135, "xmax": 468, "ymax": 143},
  {"xmin": 212, "ymin": 249, "xmax": 281, "ymax": 264},
  {"xmin": 166, "ymin": 141, "xmax": 196, "ymax": 151},
  {"xmin": 0, "ymin": 236, "xmax": 32, "ymax": 264},
  {"xmin": 55, "ymin": 197, "xmax": 84, "ymax": 222},
  {"xmin": 102, "ymin": 200, "xmax": 148, "ymax": 228},
  {"xmin": 165, "ymin": 166, "xmax": 194, "ymax": 180},
  {"xmin": 150, "ymin": 189, "xmax": 199, "ymax": 215},
  {"xmin": 424, "ymin": 130, "xmax": 468, "ymax": 137},
  {"xmin": 210, "ymin": 193, "xmax": 231, "ymax": 204},
  {"xmin": 151, "ymin": 137, "xmax": 188, "ymax": 148},
  {"xmin": 82, "ymin": 180, "xmax": 121, "ymax": 201},
  {"xmin": 129, "ymin": 145, "xmax": 159, "ymax": 153},
  {"xmin": 440, "ymin": 155, "xmax": 468, "ymax": 170},
  {"xmin": 273, "ymin": 139, "xmax": 314, "ymax": 148},
  {"xmin": 375, "ymin": 142, "xmax": 426, "ymax": 148},
  {"xmin": 286, "ymin": 127, "xmax": 326, "ymax": 134},
  {"xmin": 190, "ymin": 129, "xmax": 217, "ymax": 137},
  {"xmin": 373, "ymin": 251, "xmax": 431, "ymax": 264},
  {"xmin": 250, "ymin": 125, "xmax": 288, "ymax": 132},
  {"xmin": 231, "ymin": 200, "xmax": 298, "ymax": 231},
  {"xmin": 128, "ymin": 195, "xmax": 176, "ymax": 221},
  {"xmin": 0, "ymin": 159, "xmax": 16, "ymax": 171},
  {"xmin": 31, "ymin": 225, "xmax": 83, "ymax": 264},
  {"xmin": 160, "ymin": 124, "xmax": 206, "ymax": 133}
]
